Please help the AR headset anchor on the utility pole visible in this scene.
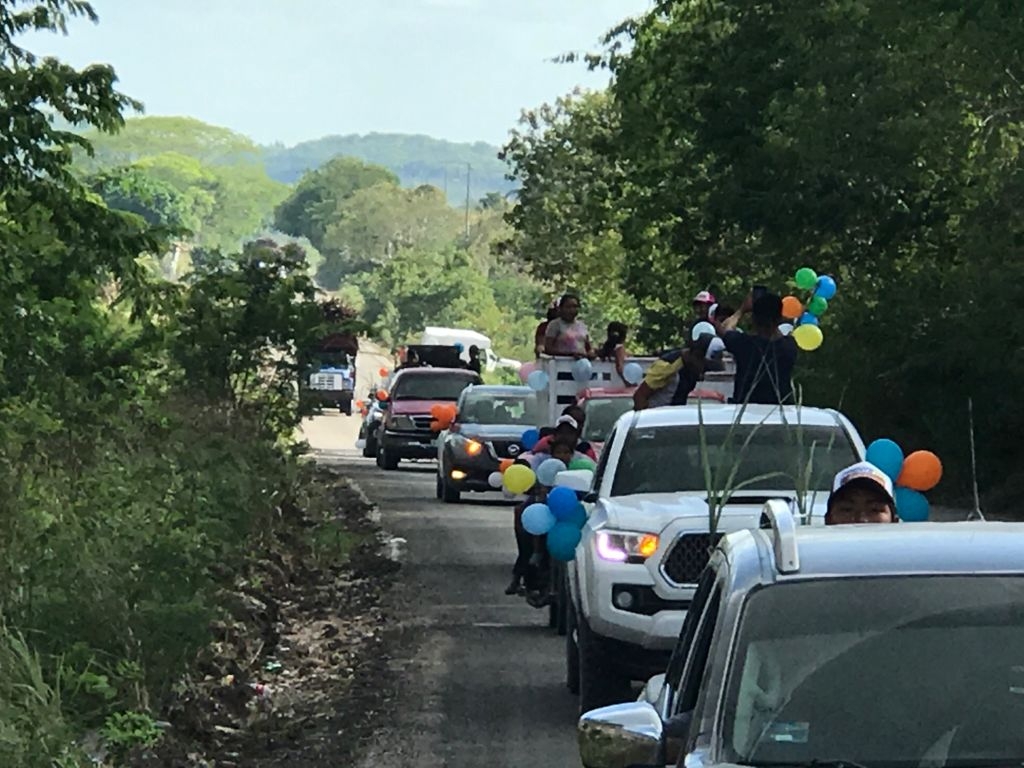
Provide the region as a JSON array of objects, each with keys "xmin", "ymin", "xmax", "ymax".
[{"xmin": 464, "ymin": 162, "xmax": 471, "ymax": 239}]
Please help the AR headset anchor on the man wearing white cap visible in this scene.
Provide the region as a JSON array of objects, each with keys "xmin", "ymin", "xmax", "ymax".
[{"xmin": 826, "ymin": 461, "xmax": 899, "ymax": 525}]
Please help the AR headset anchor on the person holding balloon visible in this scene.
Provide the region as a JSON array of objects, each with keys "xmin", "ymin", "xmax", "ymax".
[{"xmin": 715, "ymin": 291, "xmax": 798, "ymax": 405}]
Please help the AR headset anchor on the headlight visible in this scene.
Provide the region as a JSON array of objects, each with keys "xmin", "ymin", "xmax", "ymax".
[
  {"xmin": 388, "ymin": 415, "xmax": 416, "ymax": 431},
  {"xmin": 451, "ymin": 435, "xmax": 484, "ymax": 457},
  {"xmin": 595, "ymin": 531, "xmax": 660, "ymax": 563}
]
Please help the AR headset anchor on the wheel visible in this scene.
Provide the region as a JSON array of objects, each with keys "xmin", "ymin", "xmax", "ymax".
[
  {"xmin": 566, "ymin": 598, "xmax": 580, "ymax": 695},
  {"xmin": 364, "ymin": 432, "xmax": 378, "ymax": 459},
  {"xmin": 377, "ymin": 444, "xmax": 399, "ymax": 470},
  {"xmin": 441, "ymin": 475, "xmax": 461, "ymax": 503},
  {"xmin": 577, "ymin": 612, "xmax": 633, "ymax": 714},
  {"xmin": 340, "ymin": 397, "xmax": 353, "ymax": 416},
  {"xmin": 556, "ymin": 567, "xmax": 569, "ymax": 637}
]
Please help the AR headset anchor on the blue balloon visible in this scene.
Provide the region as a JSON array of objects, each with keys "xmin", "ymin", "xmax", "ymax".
[
  {"xmin": 798, "ymin": 312, "xmax": 819, "ymax": 326},
  {"xmin": 526, "ymin": 369, "xmax": 549, "ymax": 391},
  {"xmin": 815, "ymin": 275, "xmax": 837, "ymax": 300},
  {"xmin": 522, "ymin": 503, "xmax": 556, "ymax": 535},
  {"xmin": 566, "ymin": 502, "xmax": 588, "ymax": 529},
  {"xmin": 572, "ymin": 357, "xmax": 594, "ymax": 383},
  {"xmin": 548, "ymin": 486, "xmax": 579, "ymax": 520},
  {"xmin": 547, "ymin": 522, "xmax": 582, "ymax": 561},
  {"xmin": 520, "ymin": 428, "xmax": 540, "ymax": 451},
  {"xmin": 453, "ymin": 342, "xmax": 464, "ymax": 353},
  {"xmin": 536, "ymin": 457, "xmax": 568, "ymax": 486},
  {"xmin": 866, "ymin": 438, "xmax": 905, "ymax": 481},
  {"xmin": 894, "ymin": 487, "xmax": 929, "ymax": 522},
  {"xmin": 622, "ymin": 362, "xmax": 644, "ymax": 385}
]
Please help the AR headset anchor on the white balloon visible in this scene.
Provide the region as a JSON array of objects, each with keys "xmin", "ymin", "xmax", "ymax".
[
  {"xmin": 778, "ymin": 323, "xmax": 794, "ymax": 336},
  {"xmin": 571, "ymin": 357, "xmax": 593, "ymax": 383},
  {"xmin": 706, "ymin": 337, "xmax": 726, "ymax": 359},
  {"xmin": 691, "ymin": 321, "xmax": 716, "ymax": 341},
  {"xmin": 488, "ymin": 471, "xmax": 503, "ymax": 489}
]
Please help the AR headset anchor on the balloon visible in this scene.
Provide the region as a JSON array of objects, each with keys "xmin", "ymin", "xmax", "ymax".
[
  {"xmin": 454, "ymin": 342, "xmax": 464, "ymax": 353},
  {"xmin": 536, "ymin": 458, "xmax": 568, "ymax": 486},
  {"xmin": 518, "ymin": 361, "xmax": 537, "ymax": 383},
  {"xmin": 568, "ymin": 457, "xmax": 596, "ymax": 471},
  {"xmin": 807, "ymin": 296, "xmax": 828, "ymax": 316},
  {"xmin": 866, "ymin": 438, "xmax": 905, "ymax": 481},
  {"xmin": 430, "ymin": 403, "xmax": 446, "ymax": 419},
  {"xmin": 487, "ymin": 471, "xmax": 503, "ymax": 489},
  {"xmin": 547, "ymin": 522, "xmax": 583, "ymax": 561},
  {"xmin": 792, "ymin": 324, "xmax": 824, "ymax": 351},
  {"xmin": 566, "ymin": 502, "xmax": 588, "ymax": 529},
  {"xmin": 894, "ymin": 487, "xmax": 930, "ymax": 522},
  {"xmin": 548, "ymin": 486, "xmax": 579, "ymax": 521},
  {"xmin": 897, "ymin": 450, "xmax": 943, "ymax": 492},
  {"xmin": 443, "ymin": 403, "xmax": 458, "ymax": 422},
  {"xmin": 778, "ymin": 323, "xmax": 794, "ymax": 336},
  {"xmin": 430, "ymin": 419, "xmax": 442, "ymax": 432},
  {"xmin": 572, "ymin": 357, "xmax": 594, "ymax": 383},
  {"xmin": 503, "ymin": 464, "xmax": 536, "ymax": 494},
  {"xmin": 781, "ymin": 296, "xmax": 804, "ymax": 319},
  {"xmin": 355, "ymin": 400, "xmax": 365, "ymax": 409},
  {"xmin": 378, "ymin": 367, "xmax": 389, "ymax": 378},
  {"xmin": 798, "ymin": 312, "xmax": 819, "ymax": 326},
  {"xmin": 815, "ymin": 275, "xmax": 837, "ymax": 300},
  {"xmin": 795, "ymin": 267, "xmax": 818, "ymax": 291},
  {"xmin": 526, "ymin": 369, "xmax": 549, "ymax": 391},
  {"xmin": 376, "ymin": 389, "xmax": 388, "ymax": 401},
  {"xmin": 499, "ymin": 459, "xmax": 514, "ymax": 473},
  {"xmin": 522, "ymin": 503, "xmax": 557, "ymax": 535},
  {"xmin": 691, "ymin": 321, "xmax": 716, "ymax": 341},
  {"xmin": 622, "ymin": 362, "xmax": 644, "ymax": 385},
  {"xmin": 520, "ymin": 428, "xmax": 540, "ymax": 450}
]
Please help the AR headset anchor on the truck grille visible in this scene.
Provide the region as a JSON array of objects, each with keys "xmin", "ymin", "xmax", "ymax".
[
  {"xmin": 411, "ymin": 415, "xmax": 434, "ymax": 431},
  {"xmin": 661, "ymin": 533, "xmax": 724, "ymax": 585}
]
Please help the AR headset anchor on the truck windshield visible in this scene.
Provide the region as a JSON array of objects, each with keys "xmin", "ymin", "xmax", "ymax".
[
  {"xmin": 459, "ymin": 393, "xmax": 541, "ymax": 425},
  {"xmin": 581, "ymin": 397, "xmax": 635, "ymax": 443},
  {"xmin": 391, "ymin": 373, "xmax": 478, "ymax": 401},
  {"xmin": 723, "ymin": 576, "xmax": 1024, "ymax": 768},
  {"xmin": 610, "ymin": 424, "xmax": 857, "ymax": 496}
]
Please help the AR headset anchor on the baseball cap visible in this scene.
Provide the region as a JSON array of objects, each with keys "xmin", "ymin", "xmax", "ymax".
[
  {"xmin": 555, "ymin": 415, "xmax": 580, "ymax": 431},
  {"xmin": 693, "ymin": 290, "xmax": 716, "ymax": 304},
  {"xmin": 828, "ymin": 461, "xmax": 895, "ymax": 509}
]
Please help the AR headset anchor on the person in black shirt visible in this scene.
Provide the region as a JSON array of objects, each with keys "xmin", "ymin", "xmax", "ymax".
[
  {"xmin": 716, "ymin": 292, "xmax": 797, "ymax": 405},
  {"xmin": 466, "ymin": 345, "xmax": 483, "ymax": 374}
]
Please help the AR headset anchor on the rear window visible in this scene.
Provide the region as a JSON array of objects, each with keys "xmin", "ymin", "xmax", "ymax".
[
  {"xmin": 391, "ymin": 372, "xmax": 479, "ymax": 401},
  {"xmin": 610, "ymin": 423, "xmax": 858, "ymax": 497},
  {"xmin": 460, "ymin": 392, "xmax": 542, "ymax": 425},
  {"xmin": 581, "ymin": 397, "xmax": 635, "ymax": 443}
]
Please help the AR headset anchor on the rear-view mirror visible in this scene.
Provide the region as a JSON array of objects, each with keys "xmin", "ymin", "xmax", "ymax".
[
  {"xmin": 555, "ymin": 469, "xmax": 594, "ymax": 493},
  {"xmin": 578, "ymin": 701, "xmax": 663, "ymax": 768}
]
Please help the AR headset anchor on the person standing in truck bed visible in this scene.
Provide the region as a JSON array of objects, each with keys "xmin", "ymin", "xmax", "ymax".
[{"xmin": 544, "ymin": 293, "xmax": 594, "ymax": 359}]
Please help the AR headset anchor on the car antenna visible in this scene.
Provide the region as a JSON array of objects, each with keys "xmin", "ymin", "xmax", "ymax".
[{"xmin": 967, "ymin": 397, "xmax": 986, "ymax": 521}]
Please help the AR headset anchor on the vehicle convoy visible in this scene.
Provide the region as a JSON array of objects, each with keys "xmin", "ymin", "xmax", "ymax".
[
  {"xmin": 420, "ymin": 326, "xmax": 521, "ymax": 371},
  {"xmin": 578, "ymin": 506, "xmax": 1024, "ymax": 768},
  {"xmin": 302, "ymin": 331, "xmax": 358, "ymax": 415},
  {"xmin": 565, "ymin": 404, "xmax": 866, "ymax": 712},
  {"xmin": 375, "ymin": 366, "xmax": 482, "ymax": 470},
  {"xmin": 436, "ymin": 385, "xmax": 542, "ymax": 503}
]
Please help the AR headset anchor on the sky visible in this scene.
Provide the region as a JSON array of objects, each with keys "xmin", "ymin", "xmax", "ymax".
[{"xmin": 23, "ymin": 0, "xmax": 652, "ymax": 147}]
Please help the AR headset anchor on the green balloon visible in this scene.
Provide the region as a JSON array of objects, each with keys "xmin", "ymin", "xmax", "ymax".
[
  {"xmin": 808, "ymin": 296, "xmax": 828, "ymax": 316},
  {"xmin": 568, "ymin": 457, "xmax": 595, "ymax": 471},
  {"xmin": 794, "ymin": 267, "xmax": 818, "ymax": 291}
]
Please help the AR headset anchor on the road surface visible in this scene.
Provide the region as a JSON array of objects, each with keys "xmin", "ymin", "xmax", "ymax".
[{"xmin": 303, "ymin": 412, "xmax": 583, "ymax": 767}]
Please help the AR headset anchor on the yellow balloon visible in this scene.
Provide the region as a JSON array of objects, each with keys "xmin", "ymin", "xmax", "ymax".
[
  {"xmin": 792, "ymin": 324, "xmax": 824, "ymax": 351},
  {"xmin": 503, "ymin": 464, "xmax": 536, "ymax": 494}
]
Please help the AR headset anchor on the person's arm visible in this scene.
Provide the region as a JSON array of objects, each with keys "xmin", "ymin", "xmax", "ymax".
[
  {"xmin": 714, "ymin": 293, "xmax": 753, "ymax": 334},
  {"xmin": 543, "ymin": 320, "xmax": 561, "ymax": 356},
  {"xmin": 583, "ymin": 332, "xmax": 595, "ymax": 360},
  {"xmin": 614, "ymin": 345, "xmax": 626, "ymax": 378},
  {"xmin": 633, "ymin": 381, "xmax": 653, "ymax": 410}
]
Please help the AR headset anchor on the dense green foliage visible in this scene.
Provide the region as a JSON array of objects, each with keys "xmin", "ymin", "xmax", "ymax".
[
  {"xmin": 0, "ymin": 3, "xmax": 353, "ymax": 762},
  {"xmin": 503, "ymin": 0, "xmax": 1024, "ymax": 502}
]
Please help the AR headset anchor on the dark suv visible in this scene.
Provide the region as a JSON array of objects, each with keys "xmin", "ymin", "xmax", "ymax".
[
  {"xmin": 436, "ymin": 385, "xmax": 541, "ymax": 503},
  {"xmin": 578, "ymin": 503, "xmax": 1024, "ymax": 768},
  {"xmin": 376, "ymin": 367, "xmax": 481, "ymax": 470}
]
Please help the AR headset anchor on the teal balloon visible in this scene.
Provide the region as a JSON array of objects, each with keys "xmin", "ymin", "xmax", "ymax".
[
  {"xmin": 866, "ymin": 438, "xmax": 904, "ymax": 480},
  {"xmin": 547, "ymin": 522, "xmax": 582, "ymax": 561},
  {"xmin": 808, "ymin": 296, "xmax": 828, "ymax": 316},
  {"xmin": 566, "ymin": 502, "xmax": 588, "ymax": 529},
  {"xmin": 522, "ymin": 503, "xmax": 556, "ymax": 535},
  {"xmin": 895, "ymin": 487, "xmax": 929, "ymax": 522},
  {"xmin": 568, "ymin": 457, "xmax": 596, "ymax": 471}
]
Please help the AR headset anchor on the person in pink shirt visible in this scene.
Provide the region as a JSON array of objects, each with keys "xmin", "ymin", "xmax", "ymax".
[{"xmin": 543, "ymin": 293, "xmax": 594, "ymax": 359}]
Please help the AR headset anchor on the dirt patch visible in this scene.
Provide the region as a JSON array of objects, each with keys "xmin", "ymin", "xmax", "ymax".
[{"xmin": 128, "ymin": 466, "xmax": 405, "ymax": 767}]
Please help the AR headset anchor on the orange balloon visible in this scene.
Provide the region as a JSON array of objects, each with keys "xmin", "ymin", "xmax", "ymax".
[
  {"xmin": 444, "ymin": 404, "xmax": 458, "ymax": 422},
  {"xmin": 379, "ymin": 367, "xmax": 389, "ymax": 377},
  {"xmin": 355, "ymin": 400, "xmax": 365, "ymax": 409},
  {"xmin": 430, "ymin": 403, "xmax": 445, "ymax": 419},
  {"xmin": 376, "ymin": 389, "xmax": 388, "ymax": 401},
  {"xmin": 499, "ymin": 459, "xmax": 514, "ymax": 473},
  {"xmin": 430, "ymin": 419, "xmax": 442, "ymax": 432},
  {"xmin": 781, "ymin": 296, "xmax": 804, "ymax": 319},
  {"xmin": 897, "ymin": 450, "xmax": 943, "ymax": 492}
]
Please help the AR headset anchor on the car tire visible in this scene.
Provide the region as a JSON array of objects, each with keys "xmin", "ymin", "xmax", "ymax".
[
  {"xmin": 556, "ymin": 568, "xmax": 569, "ymax": 637},
  {"xmin": 362, "ymin": 434, "xmax": 376, "ymax": 458},
  {"xmin": 441, "ymin": 476, "xmax": 461, "ymax": 503},
  {"xmin": 566, "ymin": 598, "xmax": 580, "ymax": 695},
  {"xmin": 378, "ymin": 445, "xmax": 399, "ymax": 471},
  {"xmin": 578, "ymin": 612, "xmax": 633, "ymax": 714}
]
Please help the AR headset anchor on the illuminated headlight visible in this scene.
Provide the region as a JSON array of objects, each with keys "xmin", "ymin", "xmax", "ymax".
[
  {"xmin": 595, "ymin": 531, "xmax": 660, "ymax": 563},
  {"xmin": 451, "ymin": 435, "xmax": 484, "ymax": 457},
  {"xmin": 388, "ymin": 415, "xmax": 416, "ymax": 431}
]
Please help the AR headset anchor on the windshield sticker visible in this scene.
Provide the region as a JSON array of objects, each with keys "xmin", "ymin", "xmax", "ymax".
[{"xmin": 765, "ymin": 721, "xmax": 810, "ymax": 744}]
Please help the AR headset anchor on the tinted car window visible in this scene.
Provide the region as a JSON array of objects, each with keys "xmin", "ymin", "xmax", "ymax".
[
  {"xmin": 610, "ymin": 424, "xmax": 856, "ymax": 497},
  {"xmin": 581, "ymin": 397, "xmax": 635, "ymax": 442},
  {"xmin": 459, "ymin": 392, "xmax": 541, "ymax": 425},
  {"xmin": 391, "ymin": 373, "xmax": 479, "ymax": 401},
  {"xmin": 723, "ymin": 577, "xmax": 1024, "ymax": 767}
]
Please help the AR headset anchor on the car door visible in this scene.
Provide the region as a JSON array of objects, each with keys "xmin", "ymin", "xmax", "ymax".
[{"xmin": 660, "ymin": 566, "xmax": 718, "ymax": 718}]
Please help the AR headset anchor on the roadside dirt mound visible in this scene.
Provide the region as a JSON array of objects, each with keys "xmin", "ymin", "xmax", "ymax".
[{"xmin": 129, "ymin": 467, "xmax": 402, "ymax": 767}]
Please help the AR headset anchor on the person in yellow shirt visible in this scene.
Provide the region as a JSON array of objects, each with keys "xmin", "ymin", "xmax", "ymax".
[{"xmin": 633, "ymin": 335, "xmax": 714, "ymax": 410}]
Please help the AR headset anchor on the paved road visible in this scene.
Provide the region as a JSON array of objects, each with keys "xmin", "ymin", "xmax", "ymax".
[{"xmin": 303, "ymin": 413, "xmax": 583, "ymax": 768}]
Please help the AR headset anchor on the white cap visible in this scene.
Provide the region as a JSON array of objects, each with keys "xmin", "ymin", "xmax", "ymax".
[
  {"xmin": 706, "ymin": 337, "xmax": 726, "ymax": 359},
  {"xmin": 829, "ymin": 462, "xmax": 895, "ymax": 506},
  {"xmin": 556, "ymin": 415, "xmax": 580, "ymax": 431}
]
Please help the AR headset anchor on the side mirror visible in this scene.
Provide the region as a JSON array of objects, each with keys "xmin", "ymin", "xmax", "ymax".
[
  {"xmin": 554, "ymin": 469, "xmax": 594, "ymax": 493},
  {"xmin": 640, "ymin": 674, "xmax": 666, "ymax": 706},
  {"xmin": 583, "ymin": 491, "xmax": 600, "ymax": 504},
  {"xmin": 578, "ymin": 701, "xmax": 663, "ymax": 768}
]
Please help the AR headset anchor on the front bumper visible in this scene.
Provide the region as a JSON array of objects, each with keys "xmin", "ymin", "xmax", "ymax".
[
  {"xmin": 380, "ymin": 429, "xmax": 438, "ymax": 459},
  {"xmin": 442, "ymin": 446, "xmax": 502, "ymax": 492}
]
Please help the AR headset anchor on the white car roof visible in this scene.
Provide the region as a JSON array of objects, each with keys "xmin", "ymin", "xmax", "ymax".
[{"xmin": 623, "ymin": 403, "xmax": 847, "ymax": 430}]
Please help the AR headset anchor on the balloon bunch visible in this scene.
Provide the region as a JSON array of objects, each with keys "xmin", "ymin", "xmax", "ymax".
[
  {"xmin": 864, "ymin": 438, "xmax": 944, "ymax": 522},
  {"xmin": 429, "ymin": 403, "xmax": 458, "ymax": 432},
  {"xmin": 781, "ymin": 267, "xmax": 837, "ymax": 352}
]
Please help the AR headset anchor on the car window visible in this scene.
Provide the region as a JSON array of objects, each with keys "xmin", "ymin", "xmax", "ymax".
[
  {"xmin": 665, "ymin": 566, "xmax": 717, "ymax": 690},
  {"xmin": 592, "ymin": 427, "xmax": 616, "ymax": 492},
  {"xmin": 391, "ymin": 373, "xmax": 478, "ymax": 401},
  {"xmin": 673, "ymin": 582, "xmax": 722, "ymax": 720},
  {"xmin": 610, "ymin": 424, "xmax": 857, "ymax": 496},
  {"xmin": 459, "ymin": 392, "xmax": 541, "ymax": 425},
  {"xmin": 581, "ymin": 398, "xmax": 635, "ymax": 442},
  {"xmin": 722, "ymin": 576, "xmax": 1024, "ymax": 767}
]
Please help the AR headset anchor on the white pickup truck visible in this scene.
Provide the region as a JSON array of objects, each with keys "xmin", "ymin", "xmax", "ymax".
[{"xmin": 563, "ymin": 403, "xmax": 866, "ymax": 713}]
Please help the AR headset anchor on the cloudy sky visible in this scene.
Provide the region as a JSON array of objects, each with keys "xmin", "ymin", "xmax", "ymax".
[{"xmin": 24, "ymin": 0, "xmax": 652, "ymax": 146}]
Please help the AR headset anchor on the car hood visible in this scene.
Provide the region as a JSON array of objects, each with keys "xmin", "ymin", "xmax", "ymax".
[
  {"xmin": 456, "ymin": 423, "xmax": 532, "ymax": 441},
  {"xmin": 599, "ymin": 491, "xmax": 829, "ymax": 532},
  {"xmin": 389, "ymin": 399, "xmax": 453, "ymax": 416}
]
